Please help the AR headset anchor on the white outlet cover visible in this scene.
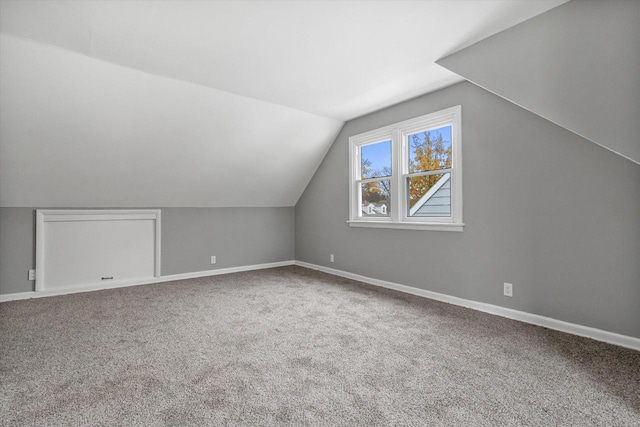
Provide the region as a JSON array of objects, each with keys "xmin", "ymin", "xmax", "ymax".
[
  {"xmin": 504, "ymin": 282, "xmax": 513, "ymax": 297},
  {"xmin": 211, "ymin": 256, "xmax": 216, "ymax": 264}
]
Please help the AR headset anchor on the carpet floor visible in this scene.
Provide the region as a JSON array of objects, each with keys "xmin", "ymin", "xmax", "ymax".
[{"xmin": 1, "ymin": 266, "xmax": 639, "ymax": 426}]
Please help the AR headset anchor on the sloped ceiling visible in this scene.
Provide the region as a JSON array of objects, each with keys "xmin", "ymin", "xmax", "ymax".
[
  {"xmin": 0, "ymin": 0, "xmax": 567, "ymax": 207},
  {"xmin": 437, "ymin": 0, "xmax": 640, "ymax": 165},
  {"xmin": 0, "ymin": 35, "xmax": 344, "ymax": 207}
]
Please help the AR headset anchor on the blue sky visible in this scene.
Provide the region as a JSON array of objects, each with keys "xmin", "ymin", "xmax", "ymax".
[
  {"xmin": 361, "ymin": 126, "xmax": 451, "ymax": 177},
  {"xmin": 361, "ymin": 140, "xmax": 392, "ymax": 176}
]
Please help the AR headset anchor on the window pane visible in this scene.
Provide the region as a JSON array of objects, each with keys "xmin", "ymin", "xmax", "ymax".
[
  {"xmin": 361, "ymin": 180, "xmax": 391, "ymax": 217},
  {"xmin": 361, "ymin": 140, "xmax": 392, "ymax": 179},
  {"xmin": 408, "ymin": 126, "xmax": 452, "ymax": 173},
  {"xmin": 407, "ymin": 173, "xmax": 451, "ymax": 217}
]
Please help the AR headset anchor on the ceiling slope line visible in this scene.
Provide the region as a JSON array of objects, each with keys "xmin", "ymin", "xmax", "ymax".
[
  {"xmin": 435, "ymin": 0, "xmax": 640, "ymax": 166},
  {"xmin": 436, "ymin": 70, "xmax": 640, "ymax": 167},
  {"xmin": 0, "ymin": 33, "xmax": 344, "ymax": 123}
]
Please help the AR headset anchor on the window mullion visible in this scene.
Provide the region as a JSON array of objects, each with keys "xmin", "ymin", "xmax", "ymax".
[
  {"xmin": 358, "ymin": 177, "xmax": 391, "ymax": 184},
  {"xmin": 392, "ymin": 128, "xmax": 402, "ymax": 222},
  {"xmin": 350, "ymin": 142, "xmax": 356, "ymax": 221}
]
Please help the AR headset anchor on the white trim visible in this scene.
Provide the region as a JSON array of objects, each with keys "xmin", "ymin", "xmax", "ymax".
[
  {"xmin": 294, "ymin": 261, "xmax": 640, "ymax": 351},
  {"xmin": 0, "ymin": 291, "xmax": 36, "ymax": 302},
  {"xmin": 42, "ymin": 214, "xmax": 158, "ymax": 222},
  {"xmin": 0, "ymin": 260, "xmax": 296, "ymax": 302},
  {"xmin": 35, "ymin": 209, "xmax": 162, "ymax": 291},
  {"xmin": 158, "ymin": 260, "xmax": 294, "ymax": 281},
  {"xmin": 350, "ymin": 131, "xmax": 394, "ymax": 224},
  {"xmin": 155, "ymin": 211, "xmax": 162, "ymax": 279},
  {"xmin": 3, "ymin": 259, "xmax": 637, "ymax": 351},
  {"xmin": 35, "ymin": 211, "xmax": 45, "ymax": 291},
  {"xmin": 347, "ymin": 220, "xmax": 464, "ymax": 232},
  {"xmin": 400, "ymin": 106, "xmax": 463, "ymax": 225},
  {"xmin": 349, "ymin": 106, "xmax": 463, "ymax": 230},
  {"xmin": 37, "ymin": 209, "xmax": 160, "ymax": 219}
]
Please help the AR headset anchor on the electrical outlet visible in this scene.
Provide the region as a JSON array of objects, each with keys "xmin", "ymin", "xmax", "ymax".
[
  {"xmin": 28, "ymin": 269, "xmax": 35, "ymax": 281},
  {"xmin": 503, "ymin": 282, "xmax": 513, "ymax": 297},
  {"xmin": 210, "ymin": 256, "xmax": 216, "ymax": 264},
  {"xmin": 329, "ymin": 254, "xmax": 334, "ymax": 263}
]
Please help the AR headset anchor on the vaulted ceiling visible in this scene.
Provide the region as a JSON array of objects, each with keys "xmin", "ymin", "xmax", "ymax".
[{"xmin": 0, "ymin": 0, "xmax": 567, "ymax": 207}]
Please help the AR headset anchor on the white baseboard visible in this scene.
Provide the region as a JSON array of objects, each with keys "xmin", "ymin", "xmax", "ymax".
[
  {"xmin": 0, "ymin": 291, "xmax": 38, "ymax": 302},
  {"xmin": 158, "ymin": 260, "xmax": 295, "ymax": 282},
  {"xmin": 295, "ymin": 261, "xmax": 640, "ymax": 352},
  {"xmin": 0, "ymin": 260, "xmax": 295, "ymax": 303},
  {"xmin": 2, "ymin": 259, "xmax": 638, "ymax": 351}
]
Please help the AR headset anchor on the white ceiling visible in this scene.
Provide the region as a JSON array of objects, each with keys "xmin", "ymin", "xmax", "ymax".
[
  {"xmin": 0, "ymin": 0, "xmax": 567, "ymax": 207},
  {"xmin": 1, "ymin": 0, "xmax": 567, "ymax": 120}
]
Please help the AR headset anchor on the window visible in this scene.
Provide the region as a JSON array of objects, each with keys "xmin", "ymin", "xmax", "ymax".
[{"xmin": 348, "ymin": 106, "xmax": 463, "ymax": 231}]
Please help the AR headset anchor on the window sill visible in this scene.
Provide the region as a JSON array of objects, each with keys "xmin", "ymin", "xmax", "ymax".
[{"xmin": 347, "ymin": 220, "xmax": 464, "ymax": 232}]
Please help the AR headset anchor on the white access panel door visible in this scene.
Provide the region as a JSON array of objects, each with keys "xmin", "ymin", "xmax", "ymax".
[{"xmin": 36, "ymin": 210, "xmax": 161, "ymax": 292}]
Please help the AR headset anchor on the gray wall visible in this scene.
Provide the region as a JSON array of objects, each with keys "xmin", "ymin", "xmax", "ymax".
[
  {"xmin": 0, "ymin": 208, "xmax": 35, "ymax": 295},
  {"xmin": 0, "ymin": 207, "xmax": 295, "ymax": 295},
  {"xmin": 161, "ymin": 207, "xmax": 294, "ymax": 276},
  {"xmin": 295, "ymin": 81, "xmax": 640, "ymax": 338},
  {"xmin": 437, "ymin": 0, "xmax": 640, "ymax": 164}
]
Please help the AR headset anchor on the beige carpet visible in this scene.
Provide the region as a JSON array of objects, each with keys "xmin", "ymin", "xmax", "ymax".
[{"xmin": 1, "ymin": 266, "xmax": 638, "ymax": 426}]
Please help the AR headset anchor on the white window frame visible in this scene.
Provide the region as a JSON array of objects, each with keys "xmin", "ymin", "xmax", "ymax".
[{"xmin": 348, "ymin": 105, "xmax": 463, "ymax": 232}]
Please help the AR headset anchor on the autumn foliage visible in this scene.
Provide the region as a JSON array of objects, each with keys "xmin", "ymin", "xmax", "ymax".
[
  {"xmin": 360, "ymin": 130, "xmax": 452, "ymax": 211},
  {"xmin": 408, "ymin": 131, "xmax": 452, "ymax": 207}
]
